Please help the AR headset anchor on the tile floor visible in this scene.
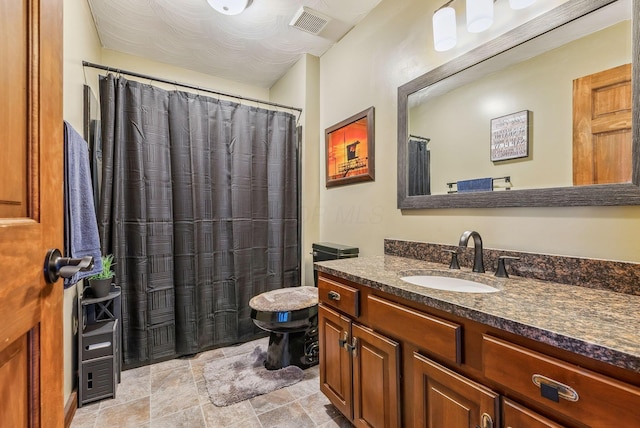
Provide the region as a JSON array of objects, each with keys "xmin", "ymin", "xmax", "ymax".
[{"xmin": 70, "ymin": 337, "xmax": 352, "ymax": 428}]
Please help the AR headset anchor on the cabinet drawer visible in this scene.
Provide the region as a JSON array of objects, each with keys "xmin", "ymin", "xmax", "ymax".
[
  {"xmin": 368, "ymin": 295, "xmax": 461, "ymax": 364},
  {"xmin": 318, "ymin": 277, "xmax": 359, "ymax": 317},
  {"xmin": 483, "ymin": 335, "xmax": 640, "ymax": 426},
  {"xmin": 81, "ymin": 321, "xmax": 115, "ymax": 361}
]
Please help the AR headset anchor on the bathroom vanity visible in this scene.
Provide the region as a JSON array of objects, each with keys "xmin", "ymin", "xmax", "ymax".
[{"xmin": 315, "ymin": 249, "xmax": 640, "ymax": 427}]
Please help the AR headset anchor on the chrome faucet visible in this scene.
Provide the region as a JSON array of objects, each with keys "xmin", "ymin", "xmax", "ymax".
[{"xmin": 458, "ymin": 230, "xmax": 485, "ymax": 273}]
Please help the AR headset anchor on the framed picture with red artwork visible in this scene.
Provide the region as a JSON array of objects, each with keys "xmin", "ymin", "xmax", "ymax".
[{"xmin": 325, "ymin": 106, "xmax": 375, "ymax": 187}]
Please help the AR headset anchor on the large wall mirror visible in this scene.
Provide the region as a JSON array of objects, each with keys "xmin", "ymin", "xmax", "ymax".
[{"xmin": 398, "ymin": 0, "xmax": 639, "ymax": 209}]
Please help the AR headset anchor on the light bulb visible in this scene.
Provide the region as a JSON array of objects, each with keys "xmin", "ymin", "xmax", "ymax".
[
  {"xmin": 433, "ymin": 7, "xmax": 457, "ymax": 52},
  {"xmin": 466, "ymin": 0, "xmax": 494, "ymax": 33}
]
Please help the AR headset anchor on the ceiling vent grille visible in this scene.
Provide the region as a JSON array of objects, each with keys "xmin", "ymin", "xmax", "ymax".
[{"xmin": 289, "ymin": 7, "xmax": 330, "ymax": 35}]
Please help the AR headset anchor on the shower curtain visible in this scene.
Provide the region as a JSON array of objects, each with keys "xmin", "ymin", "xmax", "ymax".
[
  {"xmin": 97, "ymin": 74, "xmax": 299, "ymax": 367},
  {"xmin": 408, "ymin": 139, "xmax": 430, "ymax": 196}
]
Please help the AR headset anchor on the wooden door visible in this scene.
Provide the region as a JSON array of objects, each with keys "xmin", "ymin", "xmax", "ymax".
[
  {"xmin": 352, "ymin": 323, "xmax": 400, "ymax": 428},
  {"xmin": 318, "ymin": 304, "xmax": 353, "ymax": 420},
  {"xmin": 412, "ymin": 352, "xmax": 498, "ymax": 428},
  {"xmin": 572, "ymin": 63, "xmax": 632, "ymax": 185},
  {"xmin": 502, "ymin": 398, "xmax": 566, "ymax": 428},
  {"xmin": 0, "ymin": 0, "xmax": 64, "ymax": 427}
]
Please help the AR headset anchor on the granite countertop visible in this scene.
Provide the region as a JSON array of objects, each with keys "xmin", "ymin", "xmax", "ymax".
[{"xmin": 315, "ymin": 255, "xmax": 640, "ymax": 373}]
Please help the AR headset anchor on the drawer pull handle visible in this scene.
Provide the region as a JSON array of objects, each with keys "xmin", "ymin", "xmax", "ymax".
[
  {"xmin": 339, "ymin": 331, "xmax": 348, "ymax": 348},
  {"xmin": 475, "ymin": 413, "xmax": 493, "ymax": 428},
  {"xmin": 346, "ymin": 337, "xmax": 358, "ymax": 357},
  {"xmin": 86, "ymin": 342, "xmax": 110, "ymax": 351},
  {"xmin": 532, "ymin": 374, "xmax": 579, "ymax": 402},
  {"xmin": 328, "ymin": 291, "xmax": 341, "ymax": 301}
]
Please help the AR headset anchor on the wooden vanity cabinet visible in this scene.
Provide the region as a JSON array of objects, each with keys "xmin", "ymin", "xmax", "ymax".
[
  {"xmin": 502, "ymin": 398, "xmax": 566, "ymax": 428},
  {"xmin": 318, "ymin": 277, "xmax": 401, "ymax": 427},
  {"xmin": 351, "ymin": 322, "xmax": 401, "ymax": 427},
  {"xmin": 317, "ymin": 272, "xmax": 640, "ymax": 428},
  {"xmin": 483, "ymin": 334, "xmax": 640, "ymax": 427},
  {"xmin": 318, "ymin": 304, "xmax": 353, "ymax": 419},
  {"xmin": 412, "ymin": 352, "xmax": 498, "ymax": 428}
]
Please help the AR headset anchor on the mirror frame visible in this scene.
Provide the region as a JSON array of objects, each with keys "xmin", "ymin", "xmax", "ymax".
[{"xmin": 397, "ymin": 0, "xmax": 640, "ymax": 209}]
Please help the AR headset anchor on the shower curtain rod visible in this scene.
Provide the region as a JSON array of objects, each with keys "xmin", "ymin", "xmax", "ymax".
[
  {"xmin": 82, "ymin": 61, "xmax": 303, "ymax": 115},
  {"xmin": 409, "ymin": 134, "xmax": 431, "ymax": 142}
]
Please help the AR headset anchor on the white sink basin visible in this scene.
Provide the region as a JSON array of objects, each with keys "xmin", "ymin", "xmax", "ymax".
[{"xmin": 400, "ymin": 275, "xmax": 499, "ymax": 293}]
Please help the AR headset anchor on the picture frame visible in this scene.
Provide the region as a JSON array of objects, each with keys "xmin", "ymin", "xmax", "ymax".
[
  {"xmin": 490, "ymin": 110, "xmax": 530, "ymax": 162},
  {"xmin": 325, "ymin": 106, "xmax": 375, "ymax": 187}
]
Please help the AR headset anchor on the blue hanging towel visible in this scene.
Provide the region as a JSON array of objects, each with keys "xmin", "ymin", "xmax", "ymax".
[
  {"xmin": 457, "ymin": 178, "xmax": 493, "ymax": 193},
  {"xmin": 63, "ymin": 121, "xmax": 103, "ymax": 286}
]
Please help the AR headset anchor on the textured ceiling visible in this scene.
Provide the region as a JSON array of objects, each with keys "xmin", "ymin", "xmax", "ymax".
[{"xmin": 87, "ymin": 0, "xmax": 383, "ymax": 88}]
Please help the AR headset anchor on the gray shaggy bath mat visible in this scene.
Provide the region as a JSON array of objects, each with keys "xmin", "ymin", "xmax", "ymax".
[{"xmin": 204, "ymin": 346, "xmax": 304, "ymax": 406}]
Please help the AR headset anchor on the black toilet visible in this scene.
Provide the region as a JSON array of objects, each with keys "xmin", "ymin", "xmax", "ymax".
[
  {"xmin": 249, "ymin": 242, "xmax": 358, "ymax": 370},
  {"xmin": 249, "ymin": 286, "xmax": 318, "ymax": 370}
]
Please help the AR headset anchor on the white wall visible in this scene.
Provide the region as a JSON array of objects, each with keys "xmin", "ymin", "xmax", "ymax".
[{"xmin": 319, "ymin": 0, "xmax": 640, "ymax": 262}]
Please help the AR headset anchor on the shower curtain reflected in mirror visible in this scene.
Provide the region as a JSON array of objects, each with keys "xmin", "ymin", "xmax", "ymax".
[
  {"xmin": 97, "ymin": 75, "xmax": 299, "ymax": 367},
  {"xmin": 408, "ymin": 138, "xmax": 431, "ymax": 196}
]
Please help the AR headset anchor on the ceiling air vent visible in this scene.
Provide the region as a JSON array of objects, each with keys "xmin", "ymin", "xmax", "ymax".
[{"xmin": 289, "ymin": 7, "xmax": 330, "ymax": 35}]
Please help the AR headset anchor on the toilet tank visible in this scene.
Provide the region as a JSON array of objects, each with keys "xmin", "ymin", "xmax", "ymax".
[{"xmin": 312, "ymin": 242, "xmax": 359, "ymax": 287}]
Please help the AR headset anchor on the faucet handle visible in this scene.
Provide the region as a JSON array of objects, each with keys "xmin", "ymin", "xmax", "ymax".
[
  {"xmin": 495, "ymin": 256, "xmax": 520, "ymax": 278},
  {"xmin": 443, "ymin": 249, "xmax": 460, "ymax": 270}
]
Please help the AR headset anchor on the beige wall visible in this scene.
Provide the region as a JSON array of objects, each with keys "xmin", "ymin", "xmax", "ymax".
[
  {"xmin": 95, "ymin": 49, "xmax": 269, "ymax": 101},
  {"xmin": 270, "ymin": 54, "xmax": 321, "ymax": 287},
  {"xmin": 411, "ymin": 21, "xmax": 631, "ymax": 194},
  {"xmin": 62, "ymin": 0, "xmax": 102, "ymax": 405},
  {"xmin": 63, "ymin": 0, "xmax": 102, "ymax": 132},
  {"xmin": 319, "ymin": 0, "xmax": 640, "ymax": 262}
]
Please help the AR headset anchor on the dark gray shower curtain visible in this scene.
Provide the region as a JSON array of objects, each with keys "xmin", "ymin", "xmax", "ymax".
[
  {"xmin": 97, "ymin": 75, "xmax": 299, "ymax": 367},
  {"xmin": 408, "ymin": 139, "xmax": 430, "ymax": 196}
]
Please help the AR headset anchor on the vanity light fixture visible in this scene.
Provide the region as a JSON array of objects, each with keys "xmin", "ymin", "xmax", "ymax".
[
  {"xmin": 466, "ymin": 0, "xmax": 494, "ymax": 33},
  {"xmin": 207, "ymin": 0, "xmax": 252, "ymax": 15},
  {"xmin": 432, "ymin": 0, "xmax": 536, "ymax": 52},
  {"xmin": 433, "ymin": 1, "xmax": 457, "ymax": 52}
]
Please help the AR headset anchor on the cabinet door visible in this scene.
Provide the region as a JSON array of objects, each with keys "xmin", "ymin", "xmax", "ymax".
[
  {"xmin": 503, "ymin": 398, "xmax": 566, "ymax": 428},
  {"xmin": 319, "ymin": 304, "xmax": 353, "ymax": 419},
  {"xmin": 413, "ymin": 352, "xmax": 498, "ymax": 428},
  {"xmin": 352, "ymin": 323, "xmax": 401, "ymax": 428}
]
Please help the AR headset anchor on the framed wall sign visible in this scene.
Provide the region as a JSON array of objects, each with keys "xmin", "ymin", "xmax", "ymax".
[
  {"xmin": 325, "ymin": 106, "xmax": 375, "ymax": 187},
  {"xmin": 490, "ymin": 110, "xmax": 530, "ymax": 162}
]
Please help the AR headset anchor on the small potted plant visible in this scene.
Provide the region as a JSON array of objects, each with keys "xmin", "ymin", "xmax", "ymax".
[{"xmin": 87, "ymin": 254, "xmax": 115, "ymax": 298}]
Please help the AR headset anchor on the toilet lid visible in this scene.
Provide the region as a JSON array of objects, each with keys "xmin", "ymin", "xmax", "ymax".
[{"xmin": 249, "ymin": 286, "xmax": 318, "ymax": 312}]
